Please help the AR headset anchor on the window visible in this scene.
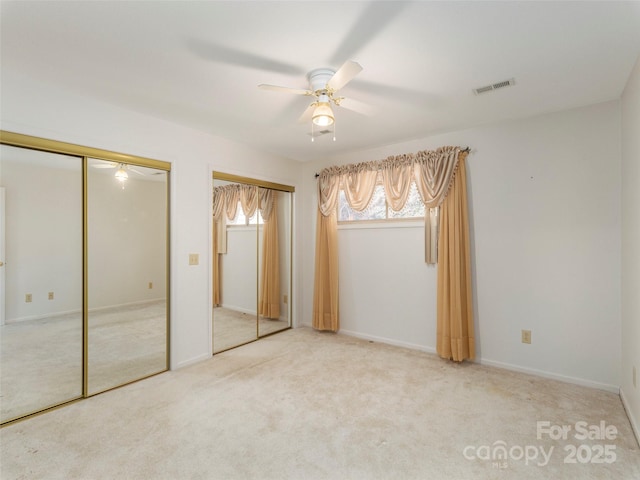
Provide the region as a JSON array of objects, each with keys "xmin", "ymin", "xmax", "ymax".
[
  {"xmin": 227, "ymin": 200, "xmax": 264, "ymax": 226},
  {"xmin": 338, "ymin": 181, "xmax": 425, "ymax": 222}
]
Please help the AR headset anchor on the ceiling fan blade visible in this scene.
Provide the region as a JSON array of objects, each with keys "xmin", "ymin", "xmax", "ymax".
[
  {"xmin": 187, "ymin": 39, "xmax": 304, "ymax": 75},
  {"xmin": 327, "ymin": 60, "xmax": 363, "ymax": 92},
  {"xmin": 329, "ymin": 2, "xmax": 408, "ymax": 65},
  {"xmin": 337, "ymin": 97, "xmax": 375, "ymax": 116},
  {"xmin": 128, "ymin": 167, "xmax": 146, "ymax": 176},
  {"xmin": 350, "ymin": 80, "xmax": 444, "ymax": 108},
  {"xmin": 298, "ymin": 104, "xmax": 316, "ymax": 123},
  {"xmin": 259, "ymin": 84, "xmax": 313, "ymax": 96},
  {"xmin": 92, "ymin": 162, "xmax": 117, "ymax": 169}
]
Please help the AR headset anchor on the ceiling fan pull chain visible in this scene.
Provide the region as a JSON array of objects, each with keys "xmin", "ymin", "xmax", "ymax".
[
  {"xmin": 333, "ymin": 120, "xmax": 336, "ymax": 142},
  {"xmin": 311, "ymin": 121, "xmax": 315, "ymax": 142}
]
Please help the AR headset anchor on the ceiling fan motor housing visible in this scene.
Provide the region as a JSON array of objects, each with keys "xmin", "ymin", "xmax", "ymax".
[{"xmin": 308, "ymin": 68, "xmax": 335, "ymax": 94}]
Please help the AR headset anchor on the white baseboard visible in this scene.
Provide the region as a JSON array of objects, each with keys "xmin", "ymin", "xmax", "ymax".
[
  {"xmin": 339, "ymin": 328, "xmax": 437, "ymax": 355},
  {"xmin": 620, "ymin": 387, "xmax": 640, "ymax": 447},
  {"xmin": 475, "ymin": 357, "xmax": 620, "ymax": 394},
  {"xmin": 339, "ymin": 329, "xmax": 618, "ymax": 393}
]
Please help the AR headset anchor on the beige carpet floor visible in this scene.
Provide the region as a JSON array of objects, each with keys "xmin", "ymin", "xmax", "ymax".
[
  {"xmin": 1, "ymin": 327, "xmax": 639, "ymax": 479},
  {"xmin": 213, "ymin": 306, "xmax": 289, "ymax": 353}
]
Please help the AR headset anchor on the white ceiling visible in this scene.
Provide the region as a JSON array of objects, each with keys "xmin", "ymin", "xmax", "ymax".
[{"xmin": 2, "ymin": 1, "xmax": 639, "ymax": 162}]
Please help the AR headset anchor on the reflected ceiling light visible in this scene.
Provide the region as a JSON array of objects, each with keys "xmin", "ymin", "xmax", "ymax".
[{"xmin": 115, "ymin": 164, "xmax": 128, "ymax": 182}]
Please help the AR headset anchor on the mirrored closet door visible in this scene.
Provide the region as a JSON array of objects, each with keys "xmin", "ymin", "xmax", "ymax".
[
  {"xmin": 0, "ymin": 144, "xmax": 83, "ymax": 423},
  {"xmin": 212, "ymin": 173, "xmax": 293, "ymax": 354},
  {"xmin": 86, "ymin": 159, "xmax": 169, "ymax": 395},
  {"xmin": 0, "ymin": 131, "xmax": 170, "ymax": 425}
]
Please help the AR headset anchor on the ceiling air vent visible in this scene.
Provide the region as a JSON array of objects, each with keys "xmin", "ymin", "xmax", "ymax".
[{"xmin": 473, "ymin": 78, "xmax": 515, "ymax": 95}]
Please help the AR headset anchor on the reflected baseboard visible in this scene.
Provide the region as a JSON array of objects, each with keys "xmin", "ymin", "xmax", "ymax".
[
  {"xmin": 88, "ymin": 298, "xmax": 166, "ymax": 314},
  {"xmin": 218, "ymin": 304, "xmax": 256, "ymax": 316},
  {"xmin": 5, "ymin": 298, "xmax": 167, "ymax": 325}
]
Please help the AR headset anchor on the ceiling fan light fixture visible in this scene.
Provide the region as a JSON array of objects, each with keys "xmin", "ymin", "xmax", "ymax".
[
  {"xmin": 115, "ymin": 165, "xmax": 128, "ymax": 182},
  {"xmin": 312, "ymin": 102, "xmax": 334, "ymax": 126}
]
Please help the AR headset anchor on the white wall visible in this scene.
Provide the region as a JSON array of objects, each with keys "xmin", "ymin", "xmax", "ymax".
[
  {"xmin": 0, "ymin": 70, "xmax": 304, "ymax": 369},
  {"xmin": 302, "ymin": 100, "xmax": 622, "ymax": 391},
  {"xmin": 1, "ymin": 149, "xmax": 83, "ymax": 321},
  {"xmin": 277, "ymin": 190, "xmax": 292, "ymax": 319},
  {"xmin": 87, "ymin": 171, "xmax": 167, "ymax": 309},
  {"xmin": 221, "ymin": 226, "xmax": 258, "ymax": 314},
  {"xmin": 621, "ymin": 54, "xmax": 640, "ymax": 439}
]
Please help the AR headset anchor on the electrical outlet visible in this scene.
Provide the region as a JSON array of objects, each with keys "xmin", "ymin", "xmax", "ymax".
[
  {"xmin": 634, "ymin": 366, "xmax": 637, "ymax": 389},
  {"xmin": 283, "ymin": 294, "xmax": 288, "ymax": 304},
  {"xmin": 148, "ymin": 282, "xmax": 153, "ymax": 289},
  {"xmin": 48, "ymin": 292, "xmax": 54, "ymax": 300},
  {"xmin": 521, "ymin": 330, "xmax": 531, "ymax": 344},
  {"xmin": 25, "ymin": 293, "xmax": 32, "ymax": 303},
  {"xmin": 188, "ymin": 253, "xmax": 199, "ymax": 266}
]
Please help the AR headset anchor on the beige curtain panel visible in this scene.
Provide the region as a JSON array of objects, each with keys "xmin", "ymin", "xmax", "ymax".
[
  {"xmin": 436, "ymin": 153, "xmax": 474, "ymax": 361},
  {"xmin": 312, "ymin": 146, "xmax": 475, "ymax": 362},
  {"xmin": 259, "ymin": 192, "xmax": 281, "ymax": 319},
  {"xmin": 312, "ymin": 208, "xmax": 339, "ymax": 331},
  {"xmin": 212, "ymin": 219, "xmax": 221, "ymax": 306}
]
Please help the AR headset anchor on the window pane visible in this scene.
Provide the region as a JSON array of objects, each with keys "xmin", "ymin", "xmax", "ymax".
[
  {"xmin": 227, "ymin": 201, "xmax": 264, "ymax": 225},
  {"xmin": 389, "ymin": 183, "xmax": 426, "ymax": 218},
  {"xmin": 338, "ymin": 185, "xmax": 386, "ymax": 221},
  {"xmin": 227, "ymin": 201, "xmax": 246, "ymax": 225}
]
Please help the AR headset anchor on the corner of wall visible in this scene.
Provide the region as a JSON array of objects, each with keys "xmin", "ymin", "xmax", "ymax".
[
  {"xmin": 620, "ymin": 52, "xmax": 640, "ymax": 444},
  {"xmin": 620, "ymin": 387, "xmax": 640, "ymax": 447}
]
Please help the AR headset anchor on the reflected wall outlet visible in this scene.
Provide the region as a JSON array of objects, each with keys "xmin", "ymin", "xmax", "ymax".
[
  {"xmin": 188, "ymin": 253, "xmax": 199, "ymax": 266},
  {"xmin": 148, "ymin": 282, "xmax": 153, "ymax": 289},
  {"xmin": 48, "ymin": 292, "xmax": 54, "ymax": 300},
  {"xmin": 521, "ymin": 330, "xmax": 531, "ymax": 344},
  {"xmin": 25, "ymin": 293, "xmax": 32, "ymax": 303},
  {"xmin": 283, "ymin": 294, "xmax": 288, "ymax": 304}
]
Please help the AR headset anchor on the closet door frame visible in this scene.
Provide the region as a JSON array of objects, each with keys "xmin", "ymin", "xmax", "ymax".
[{"xmin": 211, "ymin": 171, "xmax": 294, "ymax": 354}]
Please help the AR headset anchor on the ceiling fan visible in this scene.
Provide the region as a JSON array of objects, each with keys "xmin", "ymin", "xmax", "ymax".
[
  {"xmin": 91, "ymin": 161, "xmax": 150, "ymax": 185},
  {"xmin": 258, "ymin": 60, "xmax": 371, "ymax": 138}
]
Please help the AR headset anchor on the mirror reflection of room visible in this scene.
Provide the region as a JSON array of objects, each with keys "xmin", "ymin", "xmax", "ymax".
[
  {"xmin": 212, "ymin": 178, "xmax": 291, "ymax": 353},
  {"xmin": 0, "ymin": 140, "xmax": 170, "ymax": 425}
]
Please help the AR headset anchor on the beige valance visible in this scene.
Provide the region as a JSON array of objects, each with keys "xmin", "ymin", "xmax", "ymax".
[
  {"xmin": 318, "ymin": 146, "xmax": 461, "ymax": 215},
  {"xmin": 213, "ymin": 184, "xmax": 274, "ymax": 222},
  {"xmin": 316, "ymin": 146, "xmax": 463, "ymax": 264},
  {"xmin": 212, "ymin": 184, "xmax": 274, "ymax": 254}
]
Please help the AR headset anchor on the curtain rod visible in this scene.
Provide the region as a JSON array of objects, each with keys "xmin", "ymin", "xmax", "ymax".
[{"xmin": 314, "ymin": 147, "xmax": 470, "ymax": 178}]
